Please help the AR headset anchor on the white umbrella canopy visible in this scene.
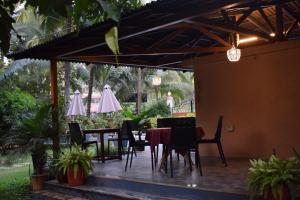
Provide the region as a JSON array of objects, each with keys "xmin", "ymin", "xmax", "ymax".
[
  {"xmin": 67, "ymin": 90, "xmax": 86, "ymax": 116},
  {"xmin": 97, "ymin": 84, "xmax": 122, "ymax": 113}
]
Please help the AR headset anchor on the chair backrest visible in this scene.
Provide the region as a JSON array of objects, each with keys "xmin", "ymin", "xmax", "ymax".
[
  {"xmin": 157, "ymin": 117, "xmax": 196, "ymax": 128},
  {"xmin": 214, "ymin": 116, "xmax": 223, "ymax": 141},
  {"xmin": 158, "ymin": 117, "xmax": 196, "ymax": 148},
  {"xmin": 68, "ymin": 123, "xmax": 83, "ymax": 145},
  {"xmin": 171, "ymin": 126, "xmax": 197, "ymax": 148},
  {"xmin": 121, "ymin": 120, "xmax": 136, "ymax": 146}
]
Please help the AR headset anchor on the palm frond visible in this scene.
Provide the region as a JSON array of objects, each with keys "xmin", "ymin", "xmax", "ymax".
[{"xmin": 0, "ymin": 59, "xmax": 50, "ymax": 83}]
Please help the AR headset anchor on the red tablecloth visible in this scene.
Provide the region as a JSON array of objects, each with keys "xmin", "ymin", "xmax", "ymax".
[
  {"xmin": 146, "ymin": 127, "xmax": 171, "ymax": 148},
  {"xmin": 146, "ymin": 127, "xmax": 205, "ymax": 149}
]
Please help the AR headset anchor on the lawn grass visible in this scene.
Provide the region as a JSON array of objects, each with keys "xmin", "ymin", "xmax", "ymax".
[
  {"xmin": 0, "ymin": 144, "xmax": 119, "ymax": 200},
  {"xmin": 0, "ymin": 164, "xmax": 32, "ymax": 200}
]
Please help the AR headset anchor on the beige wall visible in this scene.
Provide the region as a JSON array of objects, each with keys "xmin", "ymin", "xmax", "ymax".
[{"xmin": 186, "ymin": 40, "xmax": 300, "ymax": 159}]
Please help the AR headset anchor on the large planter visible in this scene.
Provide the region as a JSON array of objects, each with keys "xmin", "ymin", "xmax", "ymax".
[
  {"xmin": 57, "ymin": 170, "xmax": 68, "ymax": 184},
  {"xmin": 67, "ymin": 167, "xmax": 86, "ymax": 186},
  {"xmin": 31, "ymin": 174, "xmax": 47, "ymax": 191},
  {"xmin": 266, "ymin": 186, "xmax": 291, "ymax": 200}
]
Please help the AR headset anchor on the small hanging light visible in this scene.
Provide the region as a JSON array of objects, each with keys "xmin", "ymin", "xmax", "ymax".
[
  {"xmin": 227, "ymin": 45, "xmax": 241, "ymax": 62},
  {"xmin": 152, "ymin": 76, "xmax": 161, "ymax": 86}
]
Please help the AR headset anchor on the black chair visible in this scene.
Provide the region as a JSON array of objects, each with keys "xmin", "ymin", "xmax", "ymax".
[
  {"xmin": 198, "ymin": 116, "xmax": 227, "ymax": 167},
  {"xmin": 124, "ymin": 120, "xmax": 156, "ymax": 171},
  {"xmin": 68, "ymin": 123, "xmax": 99, "ymax": 161},
  {"xmin": 107, "ymin": 130, "xmax": 128, "ymax": 156},
  {"xmin": 157, "ymin": 117, "xmax": 196, "ymax": 161},
  {"xmin": 168, "ymin": 126, "xmax": 202, "ymax": 178}
]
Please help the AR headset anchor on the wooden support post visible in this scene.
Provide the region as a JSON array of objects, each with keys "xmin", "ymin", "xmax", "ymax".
[
  {"xmin": 50, "ymin": 58, "xmax": 60, "ymax": 157},
  {"xmin": 275, "ymin": 4, "xmax": 284, "ymax": 41}
]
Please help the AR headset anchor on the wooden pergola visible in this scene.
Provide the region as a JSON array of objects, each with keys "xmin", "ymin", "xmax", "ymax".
[{"xmin": 7, "ymin": 0, "xmax": 300, "ymax": 150}]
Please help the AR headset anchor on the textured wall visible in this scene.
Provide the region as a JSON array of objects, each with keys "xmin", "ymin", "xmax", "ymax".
[{"xmin": 186, "ymin": 40, "xmax": 300, "ymax": 158}]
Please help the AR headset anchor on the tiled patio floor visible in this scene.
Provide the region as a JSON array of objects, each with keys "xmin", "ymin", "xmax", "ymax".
[{"xmin": 93, "ymin": 146, "xmax": 250, "ymax": 195}]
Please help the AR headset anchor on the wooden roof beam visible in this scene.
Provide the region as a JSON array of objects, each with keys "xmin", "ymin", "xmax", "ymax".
[
  {"xmin": 62, "ymin": 47, "xmax": 227, "ymax": 58},
  {"xmin": 285, "ymin": 21, "xmax": 298, "ymax": 38},
  {"xmin": 176, "ymin": 23, "xmax": 231, "ymax": 47},
  {"xmin": 61, "ymin": 56, "xmax": 191, "ymax": 71},
  {"xmin": 275, "ymin": 4, "xmax": 285, "ymax": 41},
  {"xmin": 247, "ymin": 15, "xmax": 271, "ymax": 33},
  {"xmin": 236, "ymin": 6, "xmax": 256, "ymax": 25},
  {"xmin": 185, "ymin": 18, "xmax": 273, "ymax": 41},
  {"xmin": 258, "ymin": 7, "xmax": 275, "ymax": 32},
  {"xmin": 58, "ymin": 0, "xmax": 254, "ymax": 57},
  {"xmin": 147, "ymin": 29, "xmax": 186, "ymax": 49},
  {"xmin": 282, "ymin": 4, "xmax": 300, "ymax": 23},
  {"xmin": 61, "ymin": 56, "xmax": 153, "ymax": 67}
]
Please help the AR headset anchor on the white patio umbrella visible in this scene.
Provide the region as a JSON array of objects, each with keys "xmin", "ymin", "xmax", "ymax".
[
  {"xmin": 67, "ymin": 90, "xmax": 86, "ymax": 116},
  {"xmin": 97, "ymin": 84, "xmax": 122, "ymax": 113}
]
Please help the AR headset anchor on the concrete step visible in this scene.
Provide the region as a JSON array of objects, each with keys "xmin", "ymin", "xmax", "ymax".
[
  {"xmin": 44, "ymin": 175, "xmax": 248, "ymax": 200},
  {"xmin": 32, "ymin": 190, "xmax": 88, "ymax": 200},
  {"xmin": 45, "ymin": 180, "xmax": 181, "ymax": 200}
]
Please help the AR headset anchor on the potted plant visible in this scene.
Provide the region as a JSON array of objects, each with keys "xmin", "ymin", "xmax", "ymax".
[
  {"xmin": 247, "ymin": 155, "xmax": 300, "ymax": 200},
  {"xmin": 57, "ymin": 144, "xmax": 93, "ymax": 186},
  {"xmin": 51, "ymin": 154, "xmax": 68, "ymax": 184},
  {"xmin": 16, "ymin": 103, "xmax": 52, "ymax": 190}
]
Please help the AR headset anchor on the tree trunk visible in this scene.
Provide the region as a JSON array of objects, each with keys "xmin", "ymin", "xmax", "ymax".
[
  {"xmin": 136, "ymin": 67, "xmax": 143, "ymax": 114},
  {"xmin": 50, "ymin": 59, "xmax": 60, "ymax": 158},
  {"xmin": 64, "ymin": 62, "xmax": 71, "ymax": 111},
  {"xmin": 86, "ymin": 65, "xmax": 95, "ymax": 116},
  {"xmin": 155, "ymin": 86, "xmax": 159, "ymax": 101}
]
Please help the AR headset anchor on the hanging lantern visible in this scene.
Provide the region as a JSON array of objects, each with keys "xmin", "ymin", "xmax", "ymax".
[
  {"xmin": 227, "ymin": 45, "xmax": 241, "ymax": 62},
  {"xmin": 152, "ymin": 76, "xmax": 161, "ymax": 86}
]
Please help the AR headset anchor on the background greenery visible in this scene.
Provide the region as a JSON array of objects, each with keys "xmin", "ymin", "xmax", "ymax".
[{"xmin": 0, "ymin": 0, "xmax": 194, "ymax": 197}]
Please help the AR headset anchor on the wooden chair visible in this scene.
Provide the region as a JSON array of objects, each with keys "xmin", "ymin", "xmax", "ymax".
[
  {"xmin": 124, "ymin": 120, "xmax": 156, "ymax": 171},
  {"xmin": 198, "ymin": 116, "xmax": 227, "ymax": 167},
  {"xmin": 168, "ymin": 126, "xmax": 202, "ymax": 178},
  {"xmin": 157, "ymin": 117, "xmax": 196, "ymax": 162},
  {"xmin": 107, "ymin": 127, "xmax": 128, "ymax": 156},
  {"xmin": 68, "ymin": 123, "xmax": 99, "ymax": 162}
]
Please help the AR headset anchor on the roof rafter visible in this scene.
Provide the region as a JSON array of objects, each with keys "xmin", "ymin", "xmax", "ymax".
[
  {"xmin": 247, "ymin": 15, "xmax": 271, "ymax": 33},
  {"xmin": 275, "ymin": 4, "xmax": 285, "ymax": 41},
  {"xmin": 282, "ymin": 4, "xmax": 300, "ymax": 22},
  {"xmin": 172, "ymin": 23, "xmax": 231, "ymax": 47},
  {"xmin": 258, "ymin": 7, "xmax": 275, "ymax": 32},
  {"xmin": 57, "ymin": 0, "xmax": 254, "ymax": 58},
  {"xmin": 147, "ymin": 29, "xmax": 186, "ymax": 49},
  {"xmin": 62, "ymin": 47, "xmax": 227, "ymax": 58},
  {"xmin": 185, "ymin": 18, "xmax": 273, "ymax": 41}
]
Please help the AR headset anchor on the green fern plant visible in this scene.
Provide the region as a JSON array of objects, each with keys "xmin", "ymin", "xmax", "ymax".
[
  {"xmin": 247, "ymin": 155, "xmax": 300, "ymax": 200},
  {"xmin": 56, "ymin": 144, "xmax": 93, "ymax": 178}
]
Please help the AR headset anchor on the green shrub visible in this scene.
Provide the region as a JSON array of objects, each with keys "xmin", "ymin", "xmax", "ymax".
[
  {"xmin": 0, "ymin": 88, "xmax": 36, "ymax": 124},
  {"xmin": 0, "ymin": 88, "xmax": 36, "ymax": 150},
  {"xmin": 247, "ymin": 155, "xmax": 300, "ymax": 200},
  {"xmin": 145, "ymin": 100, "xmax": 170, "ymax": 118},
  {"xmin": 74, "ymin": 116, "xmax": 108, "ymax": 129}
]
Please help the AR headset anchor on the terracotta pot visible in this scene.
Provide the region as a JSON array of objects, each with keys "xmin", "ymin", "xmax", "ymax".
[
  {"xmin": 56, "ymin": 171, "xmax": 68, "ymax": 184},
  {"xmin": 31, "ymin": 174, "xmax": 47, "ymax": 191},
  {"xmin": 266, "ymin": 186, "xmax": 291, "ymax": 200},
  {"xmin": 67, "ymin": 167, "xmax": 85, "ymax": 186}
]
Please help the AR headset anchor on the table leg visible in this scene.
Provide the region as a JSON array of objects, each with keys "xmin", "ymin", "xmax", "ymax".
[
  {"xmin": 159, "ymin": 145, "xmax": 169, "ymax": 173},
  {"xmin": 100, "ymin": 133, "xmax": 105, "ymax": 163},
  {"xmin": 118, "ymin": 130, "xmax": 122, "ymax": 160}
]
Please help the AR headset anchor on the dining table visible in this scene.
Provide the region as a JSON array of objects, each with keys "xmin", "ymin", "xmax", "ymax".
[
  {"xmin": 145, "ymin": 126, "xmax": 205, "ymax": 172},
  {"xmin": 82, "ymin": 128, "xmax": 121, "ymax": 163}
]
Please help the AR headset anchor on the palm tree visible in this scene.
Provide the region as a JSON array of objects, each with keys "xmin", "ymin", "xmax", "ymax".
[
  {"xmin": 144, "ymin": 70, "xmax": 194, "ymax": 106},
  {"xmin": 86, "ymin": 64, "xmax": 112, "ymax": 116}
]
